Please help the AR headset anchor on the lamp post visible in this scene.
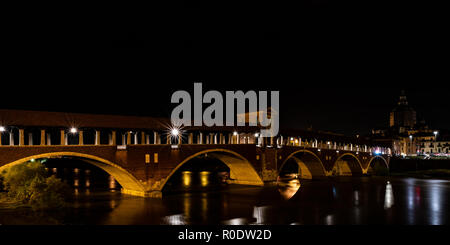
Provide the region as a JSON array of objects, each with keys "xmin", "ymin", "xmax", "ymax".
[
  {"xmin": 171, "ymin": 128, "xmax": 179, "ymax": 145},
  {"xmin": 409, "ymin": 135, "xmax": 413, "ymax": 156},
  {"xmin": 433, "ymin": 131, "xmax": 438, "ymax": 156}
]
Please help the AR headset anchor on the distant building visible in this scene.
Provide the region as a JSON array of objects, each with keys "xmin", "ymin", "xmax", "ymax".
[
  {"xmin": 419, "ymin": 134, "xmax": 450, "ymax": 156},
  {"xmin": 389, "ymin": 90, "xmax": 417, "ymax": 132},
  {"xmin": 370, "ymin": 90, "xmax": 443, "ymax": 157}
]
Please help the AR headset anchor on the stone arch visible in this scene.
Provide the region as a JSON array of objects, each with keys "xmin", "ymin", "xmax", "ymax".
[
  {"xmin": 0, "ymin": 152, "xmax": 147, "ymax": 196},
  {"xmin": 279, "ymin": 150, "xmax": 327, "ymax": 179},
  {"xmin": 160, "ymin": 149, "xmax": 264, "ymax": 190},
  {"xmin": 332, "ymin": 153, "xmax": 363, "ymax": 176},
  {"xmin": 366, "ymin": 156, "xmax": 389, "ymax": 175}
]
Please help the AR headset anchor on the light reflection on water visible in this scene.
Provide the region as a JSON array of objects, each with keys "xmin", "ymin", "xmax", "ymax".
[{"xmin": 1, "ymin": 177, "xmax": 449, "ymax": 225}]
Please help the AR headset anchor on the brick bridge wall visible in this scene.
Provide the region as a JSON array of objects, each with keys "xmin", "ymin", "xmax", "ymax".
[{"xmin": 0, "ymin": 144, "xmax": 390, "ymax": 197}]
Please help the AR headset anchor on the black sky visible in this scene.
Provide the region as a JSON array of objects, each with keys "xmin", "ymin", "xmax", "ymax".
[{"xmin": 2, "ymin": 1, "xmax": 449, "ymax": 135}]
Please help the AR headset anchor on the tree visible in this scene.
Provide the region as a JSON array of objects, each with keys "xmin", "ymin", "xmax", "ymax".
[{"xmin": 1, "ymin": 161, "xmax": 70, "ymax": 209}]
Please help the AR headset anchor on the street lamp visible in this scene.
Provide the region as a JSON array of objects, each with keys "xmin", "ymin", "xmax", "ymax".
[
  {"xmin": 70, "ymin": 127, "xmax": 78, "ymax": 134},
  {"xmin": 171, "ymin": 128, "xmax": 179, "ymax": 137},
  {"xmin": 0, "ymin": 126, "xmax": 5, "ymax": 132},
  {"xmin": 169, "ymin": 126, "xmax": 181, "ymax": 147}
]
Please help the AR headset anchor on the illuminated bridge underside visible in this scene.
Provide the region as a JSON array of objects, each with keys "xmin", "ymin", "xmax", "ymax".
[
  {"xmin": 0, "ymin": 144, "xmax": 389, "ymax": 198},
  {"xmin": 0, "ymin": 151, "xmax": 147, "ymax": 196},
  {"xmin": 291, "ymin": 155, "xmax": 326, "ymax": 179},
  {"xmin": 331, "ymin": 155, "xmax": 363, "ymax": 176},
  {"xmin": 208, "ymin": 153, "xmax": 264, "ymax": 186}
]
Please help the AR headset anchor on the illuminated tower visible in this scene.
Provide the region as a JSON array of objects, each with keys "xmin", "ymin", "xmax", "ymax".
[{"xmin": 389, "ymin": 90, "xmax": 416, "ymax": 129}]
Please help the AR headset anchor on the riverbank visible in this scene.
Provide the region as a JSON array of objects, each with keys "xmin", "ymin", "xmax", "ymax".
[
  {"xmin": 0, "ymin": 192, "xmax": 62, "ymax": 225},
  {"xmin": 390, "ymin": 169, "xmax": 450, "ymax": 179},
  {"xmin": 0, "ymin": 192, "xmax": 28, "ymax": 209}
]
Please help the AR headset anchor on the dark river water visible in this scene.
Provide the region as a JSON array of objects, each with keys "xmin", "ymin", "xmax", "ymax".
[{"xmin": 1, "ymin": 176, "xmax": 449, "ymax": 225}]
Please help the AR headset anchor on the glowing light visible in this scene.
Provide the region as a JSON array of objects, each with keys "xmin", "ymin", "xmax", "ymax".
[
  {"xmin": 433, "ymin": 131, "xmax": 438, "ymax": 136},
  {"xmin": 254, "ymin": 133, "xmax": 259, "ymax": 137},
  {"xmin": 233, "ymin": 131, "xmax": 238, "ymax": 136},
  {"xmin": 200, "ymin": 171, "xmax": 210, "ymax": 187},
  {"xmin": 70, "ymin": 127, "xmax": 77, "ymax": 133},
  {"xmin": 171, "ymin": 128, "xmax": 179, "ymax": 136},
  {"xmin": 0, "ymin": 126, "xmax": 5, "ymax": 132},
  {"xmin": 182, "ymin": 171, "xmax": 192, "ymax": 187},
  {"xmin": 109, "ymin": 176, "xmax": 116, "ymax": 189}
]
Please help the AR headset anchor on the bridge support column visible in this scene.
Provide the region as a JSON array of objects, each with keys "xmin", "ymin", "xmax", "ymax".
[
  {"xmin": 95, "ymin": 130, "xmax": 100, "ymax": 145},
  {"xmin": 60, "ymin": 130, "xmax": 65, "ymax": 145},
  {"xmin": 110, "ymin": 131, "xmax": 116, "ymax": 145},
  {"xmin": 127, "ymin": 131, "xmax": 131, "ymax": 145},
  {"xmin": 199, "ymin": 132, "xmax": 203, "ymax": 144},
  {"xmin": 10, "ymin": 131, "xmax": 14, "ymax": 146},
  {"xmin": 79, "ymin": 130, "xmax": 84, "ymax": 145},
  {"xmin": 153, "ymin": 131, "xmax": 159, "ymax": 144},
  {"xmin": 219, "ymin": 133, "xmax": 224, "ymax": 144},
  {"xmin": 40, "ymin": 130, "xmax": 45, "ymax": 145},
  {"xmin": 134, "ymin": 133, "xmax": 138, "ymax": 145},
  {"xmin": 188, "ymin": 133, "xmax": 193, "ymax": 144},
  {"xmin": 19, "ymin": 129, "xmax": 25, "ymax": 146},
  {"xmin": 141, "ymin": 132, "xmax": 146, "ymax": 145},
  {"xmin": 146, "ymin": 134, "xmax": 150, "ymax": 145},
  {"xmin": 214, "ymin": 133, "xmax": 218, "ymax": 144},
  {"xmin": 47, "ymin": 133, "xmax": 51, "ymax": 145}
]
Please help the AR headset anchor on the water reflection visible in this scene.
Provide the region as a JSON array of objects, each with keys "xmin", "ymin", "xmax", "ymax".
[
  {"xmin": 384, "ymin": 181, "xmax": 394, "ymax": 209},
  {"xmin": 2, "ymin": 177, "xmax": 449, "ymax": 225},
  {"xmin": 277, "ymin": 174, "xmax": 301, "ymax": 200}
]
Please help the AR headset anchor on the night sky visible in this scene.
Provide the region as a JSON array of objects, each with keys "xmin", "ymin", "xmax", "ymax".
[{"xmin": 3, "ymin": 1, "xmax": 449, "ymax": 135}]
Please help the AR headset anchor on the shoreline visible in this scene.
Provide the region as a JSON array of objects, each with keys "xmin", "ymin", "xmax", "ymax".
[{"xmin": 389, "ymin": 169, "xmax": 450, "ymax": 180}]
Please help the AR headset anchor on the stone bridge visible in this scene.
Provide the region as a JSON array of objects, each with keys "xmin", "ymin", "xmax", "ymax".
[
  {"xmin": 0, "ymin": 144, "xmax": 390, "ymax": 197},
  {"xmin": 0, "ymin": 109, "xmax": 391, "ymax": 197}
]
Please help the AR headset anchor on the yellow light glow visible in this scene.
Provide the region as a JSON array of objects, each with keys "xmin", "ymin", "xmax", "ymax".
[
  {"xmin": 109, "ymin": 176, "xmax": 116, "ymax": 189},
  {"xmin": 182, "ymin": 171, "xmax": 192, "ymax": 187},
  {"xmin": 200, "ymin": 171, "xmax": 210, "ymax": 187}
]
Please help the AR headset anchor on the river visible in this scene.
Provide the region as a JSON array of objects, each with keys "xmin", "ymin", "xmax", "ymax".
[{"xmin": 0, "ymin": 176, "xmax": 448, "ymax": 225}]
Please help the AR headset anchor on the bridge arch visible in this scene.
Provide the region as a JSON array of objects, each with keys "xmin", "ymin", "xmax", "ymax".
[
  {"xmin": 160, "ymin": 149, "xmax": 264, "ymax": 190},
  {"xmin": 366, "ymin": 156, "xmax": 389, "ymax": 175},
  {"xmin": 332, "ymin": 153, "xmax": 363, "ymax": 176},
  {"xmin": 279, "ymin": 150, "xmax": 327, "ymax": 179},
  {"xmin": 0, "ymin": 152, "xmax": 146, "ymax": 196}
]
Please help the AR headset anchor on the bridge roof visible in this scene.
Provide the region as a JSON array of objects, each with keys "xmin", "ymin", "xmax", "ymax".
[
  {"xmin": 0, "ymin": 109, "xmax": 171, "ymax": 130},
  {"xmin": 0, "ymin": 109, "xmax": 259, "ymax": 132}
]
